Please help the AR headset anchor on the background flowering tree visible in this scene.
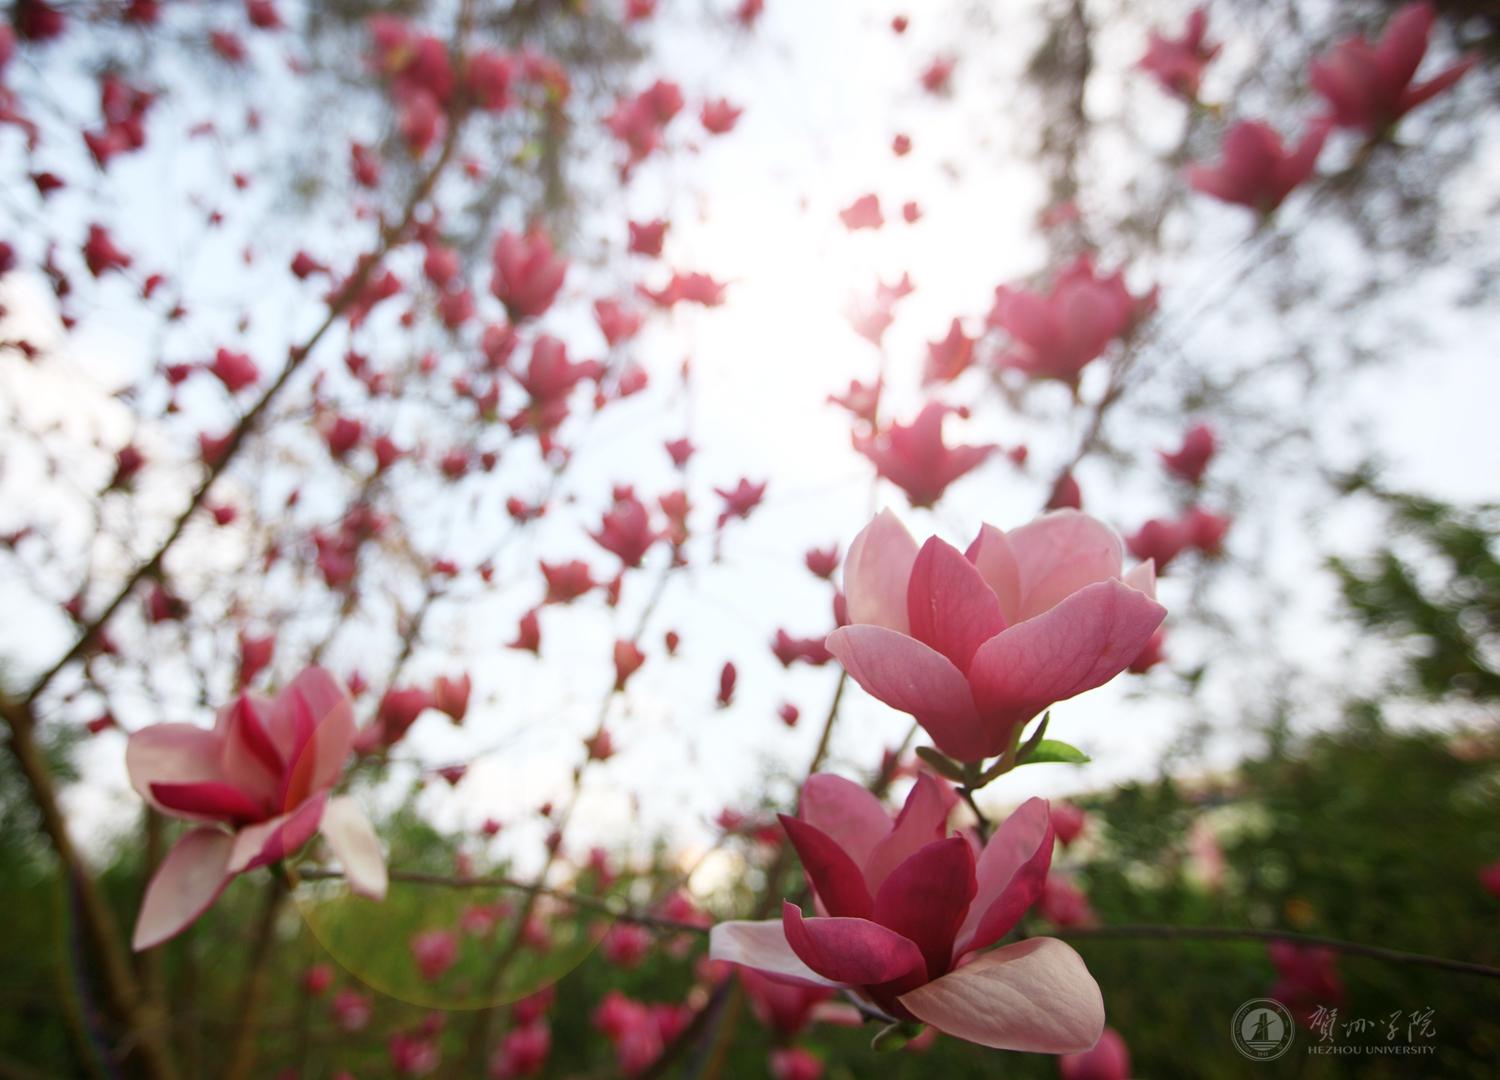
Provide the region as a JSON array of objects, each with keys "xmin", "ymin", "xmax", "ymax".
[{"xmin": 1, "ymin": 1, "xmax": 1498, "ymax": 1078}]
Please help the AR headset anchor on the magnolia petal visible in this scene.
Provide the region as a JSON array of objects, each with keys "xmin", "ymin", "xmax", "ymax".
[
  {"xmin": 709, "ymin": 919, "xmax": 838, "ymax": 988},
  {"xmin": 781, "ymin": 902, "xmax": 926, "ymax": 990},
  {"xmin": 228, "ymin": 794, "xmax": 327, "ymax": 874},
  {"xmin": 780, "ymin": 814, "xmax": 874, "ymax": 919},
  {"xmin": 825, "ymin": 626, "xmax": 986, "ymax": 761},
  {"xmin": 965, "ymin": 524, "xmax": 1022, "ymax": 625},
  {"xmin": 133, "ymin": 827, "xmax": 234, "ymax": 951},
  {"xmin": 1005, "ymin": 510, "xmax": 1125, "ymax": 621},
  {"xmin": 843, "ymin": 509, "xmax": 918, "ymax": 633},
  {"xmin": 126, "ymin": 724, "xmax": 226, "ymax": 814},
  {"xmin": 872, "ymin": 836, "xmax": 977, "ymax": 980},
  {"xmin": 151, "ymin": 781, "xmax": 266, "ymax": 825},
  {"xmin": 274, "ymin": 667, "xmax": 356, "ymax": 807},
  {"xmin": 1122, "ymin": 558, "xmax": 1156, "ymax": 599},
  {"xmin": 864, "ymin": 774, "xmax": 952, "ymax": 893},
  {"xmin": 968, "ymin": 579, "xmax": 1166, "ymax": 729},
  {"xmin": 218, "ymin": 695, "xmax": 282, "ymax": 809},
  {"xmin": 320, "ymin": 795, "xmax": 388, "ymax": 899},
  {"xmin": 955, "ymin": 797, "xmax": 1054, "ymax": 956},
  {"xmin": 798, "ymin": 774, "xmax": 892, "ymax": 871},
  {"xmin": 899, "ymin": 937, "xmax": 1105, "ymax": 1053},
  {"xmin": 906, "ymin": 537, "xmax": 1007, "ymax": 672}
]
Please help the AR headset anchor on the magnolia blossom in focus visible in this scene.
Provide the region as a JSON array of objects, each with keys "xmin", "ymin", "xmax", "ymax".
[
  {"xmin": 826, "ymin": 510, "xmax": 1164, "ymax": 762},
  {"xmin": 126, "ymin": 667, "xmax": 386, "ymax": 949},
  {"xmin": 1309, "ymin": 2, "xmax": 1475, "ymax": 137},
  {"xmin": 711, "ymin": 773, "xmax": 1105, "ymax": 1053}
]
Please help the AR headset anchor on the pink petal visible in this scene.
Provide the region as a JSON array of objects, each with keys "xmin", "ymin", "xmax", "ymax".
[
  {"xmin": 1122, "ymin": 558, "xmax": 1156, "ymax": 598},
  {"xmin": 132, "ymin": 827, "xmax": 234, "ymax": 950},
  {"xmin": 1005, "ymin": 510, "xmax": 1125, "ymax": 621},
  {"xmin": 150, "ymin": 781, "xmax": 266, "ymax": 824},
  {"xmin": 968, "ymin": 579, "xmax": 1166, "ymax": 740},
  {"xmin": 906, "ymin": 537, "xmax": 1006, "ymax": 672},
  {"xmin": 126, "ymin": 723, "xmax": 227, "ymax": 813},
  {"xmin": 965, "ymin": 524, "xmax": 1022, "ymax": 624},
  {"xmin": 898, "ymin": 937, "xmax": 1104, "ymax": 1053},
  {"xmin": 780, "ymin": 814, "xmax": 874, "ymax": 919},
  {"xmin": 864, "ymin": 774, "xmax": 952, "ymax": 893},
  {"xmin": 781, "ymin": 902, "xmax": 926, "ymax": 991},
  {"xmin": 955, "ymin": 797, "xmax": 1054, "ymax": 956},
  {"xmin": 825, "ymin": 626, "xmax": 986, "ymax": 761},
  {"xmin": 272, "ymin": 667, "xmax": 356, "ymax": 807},
  {"xmin": 217, "ymin": 695, "xmax": 282, "ymax": 809},
  {"xmin": 843, "ymin": 509, "xmax": 918, "ymax": 633},
  {"xmin": 709, "ymin": 919, "xmax": 837, "ymax": 988},
  {"xmin": 228, "ymin": 794, "xmax": 327, "ymax": 873},
  {"xmin": 798, "ymin": 774, "xmax": 892, "ymax": 870},
  {"xmin": 872, "ymin": 836, "xmax": 977, "ymax": 980},
  {"xmin": 320, "ymin": 795, "xmax": 388, "ymax": 899}
]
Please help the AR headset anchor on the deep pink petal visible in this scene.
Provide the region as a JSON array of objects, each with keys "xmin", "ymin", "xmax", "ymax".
[
  {"xmin": 1005, "ymin": 510, "xmax": 1125, "ymax": 621},
  {"xmin": 898, "ymin": 937, "xmax": 1105, "ymax": 1053},
  {"xmin": 227, "ymin": 793, "xmax": 326, "ymax": 873},
  {"xmin": 906, "ymin": 537, "xmax": 1007, "ymax": 672},
  {"xmin": 319, "ymin": 795, "xmax": 388, "ymax": 899},
  {"xmin": 780, "ymin": 815, "xmax": 873, "ymax": 919},
  {"xmin": 965, "ymin": 524, "xmax": 1022, "ymax": 624},
  {"xmin": 843, "ymin": 509, "xmax": 918, "ymax": 633},
  {"xmin": 864, "ymin": 773, "xmax": 952, "ymax": 893},
  {"xmin": 150, "ymin": 781, "xmax": 266, "ymax": 825},
  {"xmin": 1376, "ymin": 1, "xmax": 1434, "ymax": 92},
  {"xmin": 126, "ymin": 724, "xmax": 227, "ymax": 812},
  {"xmin": 218, "ymin": 695, "xmax": 282, "ymax": 809},
  {"xmin": 709, "ymin": 920, "xmax": 838, "ymax": 988},
  {"xmin": 968, "ymin": 579, "xmax": 1166, "ymax": 737},
  {"xmin": 872, "ymin": 836, "xmax": 977, "ymax": 980},
  {"xmin": 956, "ymin": 797, "xmax": 1055, "ymax": 956},
  {"xmin": 781, "ymin": 902, "xmax": 926, "ymax": 991},
  {"xmin": 132, "ymin": 827, "xmax": 234, "ymax": 950},
  {"xmin": 798, "ymin": 774, "xmax": 892, "ymax": 870},
  {"xmin": 825, "ymin": 626, "xmax": 986, "ymax": 761}
]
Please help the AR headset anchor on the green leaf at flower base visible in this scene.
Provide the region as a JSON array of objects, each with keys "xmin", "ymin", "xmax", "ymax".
[
  {"xmin": 871, "ymin": 1021, "xmax": 925, "ymax": 1051},
  {"xmin": 1018, "ymin": 739, "xmax": 1091, "ymax": 766},
  {"xmin": 915, "ymin": 745, "xmax": 965, "ymax": 781}
]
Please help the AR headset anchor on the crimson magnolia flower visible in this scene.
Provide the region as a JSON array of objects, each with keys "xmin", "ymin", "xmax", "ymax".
[
  {"xmin": 1139, "ymin": 6, "xmax": 1220, "ymax": 100},
  {"xmin": 126, "ymin": 668, "xmax": 386, "ymax": 949},
  {"xmin": 989, "ymin": 257, "xmax": 1152, "ymax": 389},
  {"xmin": 712, "ymin": 774, "xmax": 1104, "ymax": 1053},
  {"xmin": 1310, "ymin": 2, "xmax": 1475, "ymax": 137},
  {"xmin": 852, "ymin": 402, "xmax": 994, "ymax": 509},
  {"xmin": 1160, "ymin": 422, "xmax": 1216, "ymax": 484},
  {"xmin": 826, "ymin": 510, "xmax": 1163, "ymax": 762},
  {"xmin": 700, "ymin": 98, "xmax": 743, "ymax": 134},
  {"xmin": 1187, "ymin": 119, "xmax": 1330, "ymax": 216},
  {"xmin": 592, "ymin": 490, "xmax": 658, "ymax": 567},
  {"xmin": 924, "ymin": 318, "xmax": 975, "ymax": 384},
  {"xmin": 491, "ymin": 228, "xmax": 567, "ymax": 321}
]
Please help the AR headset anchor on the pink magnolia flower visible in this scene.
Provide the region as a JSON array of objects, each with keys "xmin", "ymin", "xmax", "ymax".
[
  {"xmin": 1040, "ymin": 874, "xmax": 1096, "ymax": 927},
  {"xmin": 1050, "ymin": 802, "xmax": 1088, "ymax": 847},
  {"xmin": 1059, "ymin": 1025, "xmax": 1130, "ymax": 1080},
  {"xmin": 700, "ymin": 98, "xmax": 743, "ymax": 134},
  {"xmin": 1268, "ymin": 942, "xmax": 1344, "ymax": 1024},
  {"xmin": 711, "ymin": 774, "xmax": 1105, "ymax": 1052},
  {"xmin": 1478, "ymin": 859, "xmax": 1500, "ymax": 899},
  {"xmin": 628, "ymin": 218, "xmax": 668, "ymax": 256},
  {"xmin": 604, "ymin": 923, "xmax": 652, "ymax": 967},
  {"xmin": 852, "ymin": 403, "xmax": 994, "ymax": 510},
  {"xmin": 770, "ymin": 1047, "xmax": 823, "ymax": 1080},
  {"xmin": 1160, "ymin": 422, "xmax": 1216, "ymax": 484},
  {"xmin": 490, "ymin": 1021, "xmax": 550, "ymax": 1078},
  {"xmin": 715, "ymin": 478, "xmax": 766, "ymax": 526},
  {"xmin": 1139, "ymin": 7, "xmax": 1220, "ymax": 100},
  {"xmin": 1125, "ymin": 517, "xmax": 1192, "ymax": 574},
  {"xmin": 839, "ymin": 193, "xmax": 884, "ymax": 231},
  {"xmin": 1187, "ymin": 119, "xmax": 1330, "ymax": 216},
  {"xmin": 126, "ymin": 668, "xmax": 386, "ymax": 949},
  {"xmin": 332, "ymin": 988, "xmax": 373, "ymax": 1031},
  {"xmin": 738, "ymin": 967, "xmax": 834, "ymax": 1036},
  {"xmin": 989, "ymin": 257, "xmax": 1152, "ymax": 389},
  {"xmin": 433, "ymin": 673, "xmax": 471, "ymax": 723},
  {"xmin": 592, "ymin": 490, "xmax": 658, "ymax": 567},
  {"xmin": 924, "ymin": 318, "xmax": 976, "ymax": 384},
  {"xmin": 491, "ymin": 229, "xmax": 567, "ymax": 321},
  {"xmin": 237, "ymin": 630, "xmax": 274, "ymax": 687},
  {"xmin": 1310, "ymin": 2, "xmax": 1475, "ymax": 137},
  {"xmin": 411, "ymin": 928, "xmax": 459, "ymax": 981},
  {"xmin": 826, "ymin": 510, "xmax": 1163, "ymax": 762},
  {"xmin": 594, "ymin": 297, "xmax": 643, "ymax": 347}
]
